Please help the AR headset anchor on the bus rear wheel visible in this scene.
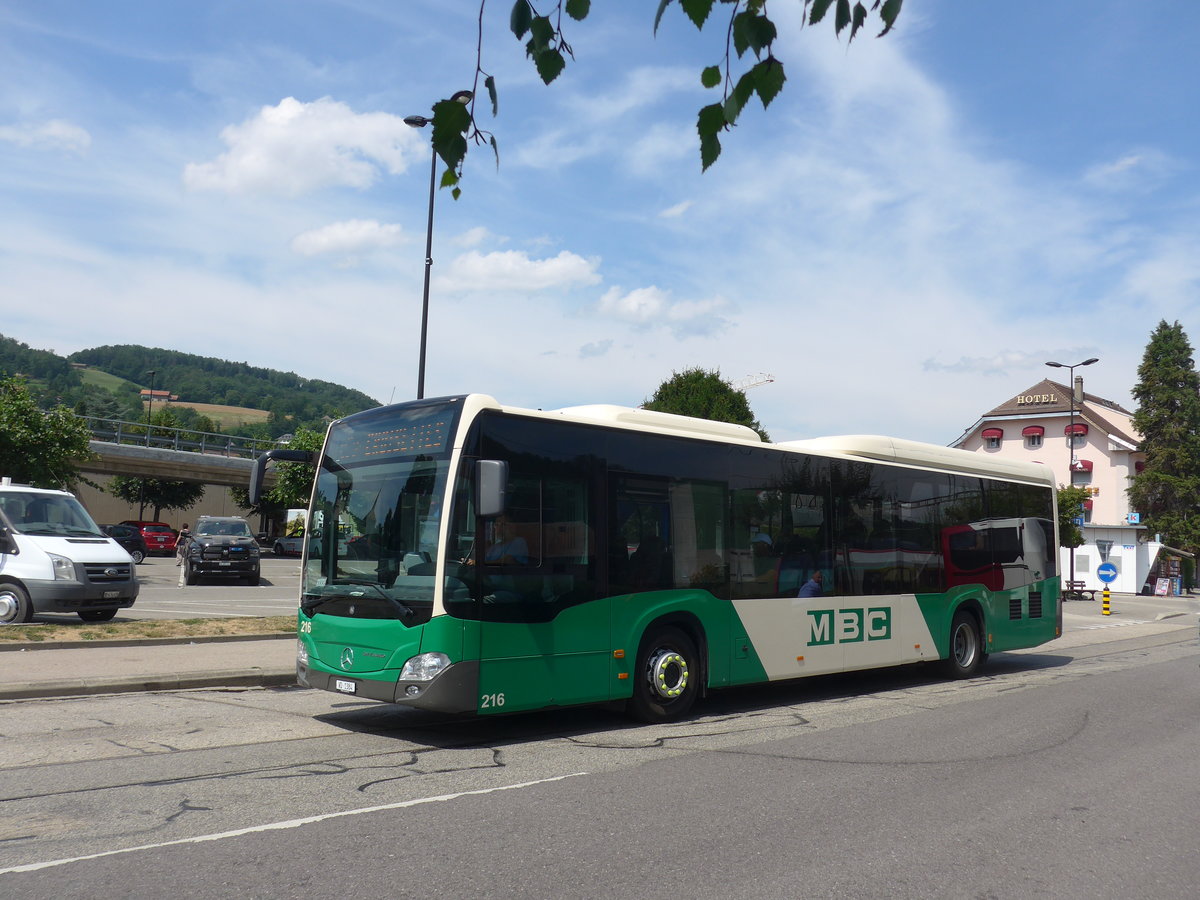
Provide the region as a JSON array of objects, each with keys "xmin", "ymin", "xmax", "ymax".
[
  {"xmin": 628, "ymin": 626, "xmax": 700, "ymax": 723},
  {"xmin": 943, "ymin": 609, "xmax": 983, "ymax": 679}
]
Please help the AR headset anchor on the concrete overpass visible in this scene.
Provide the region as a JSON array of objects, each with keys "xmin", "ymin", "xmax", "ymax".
[
  {"xmin": 77, "ymin": 416, "xmax": 279, "ymax": 489},
  {"xmin": 81, "ymin": 441, "xmax": 263, "ymax": 489}
]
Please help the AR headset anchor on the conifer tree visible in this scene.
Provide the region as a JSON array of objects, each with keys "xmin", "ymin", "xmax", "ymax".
[{"xmin": 1128, "ymin": 320, "xmax": 1200, "ymax": 551}]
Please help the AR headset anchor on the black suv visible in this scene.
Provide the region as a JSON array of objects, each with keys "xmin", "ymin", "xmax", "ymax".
[
  {"xmin": 181, "ymin": 516, "xmax": 261, "ymax": 585},
  {"xmin": 100, "ymin": 524, "xmax": 149, "ymax": 564}
]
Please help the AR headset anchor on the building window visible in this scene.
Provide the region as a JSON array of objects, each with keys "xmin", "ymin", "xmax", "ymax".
[
  {"xmin": 1026, "ymin": 433, "xmax": 1043, "ymax": 449},
  {"xmin": 1070, "ymin": 433, "xmax": 1087, "ymax": 450},
  {"xmin": 985, "ymin": 436, "xmax": 1001, "ymax": 450}
]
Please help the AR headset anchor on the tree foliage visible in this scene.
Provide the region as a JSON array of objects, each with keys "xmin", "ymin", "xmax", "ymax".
[
  {"xmin": 0, "ymin": 376, "xmax": 94, "ymax": 489},
  {"xmin": 430, "ymin": 0, "xmax": 904, "ymax": 192},
  {"xmin": 1056, "ymin": 485, "xmax": 1089, "ymax": 550},
  {"xmin": 108, "ymin": 476, "xmax": 206, "ymax": 522},
  {"xmin": 644, "ymin": 367, "xmax": 770, "ymax": 440},
  {"xmin": 230, "ymin": 428, "xmax": 325, "ymax": 515},
  {"xmin": 1128, "ymin": 320, "xmax": 1200, "ymax": 551}
]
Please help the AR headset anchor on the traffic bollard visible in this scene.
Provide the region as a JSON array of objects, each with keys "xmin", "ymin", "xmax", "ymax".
[{"xmin": 1102, "ymin": 586, "xmax": 1111, "ymax": 616}]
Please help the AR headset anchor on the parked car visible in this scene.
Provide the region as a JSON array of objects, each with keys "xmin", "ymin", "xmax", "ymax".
[
  {"xmin": 120, "ymin": 520, "xmax": 177, "ymax": 556},
  {"xmin": 272, "ymin": 535, "xmax": 304, "ymax": 556},
  {"xmin": 180, "ymin": 516, "xmax": 261, "ymax": 585},
  {"xmin": 100, "ymin": 524, "xmax": 149, "ymax": 564}
]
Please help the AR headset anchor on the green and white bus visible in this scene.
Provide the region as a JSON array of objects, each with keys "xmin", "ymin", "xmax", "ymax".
[{"xmin": 252, "ymin": 394, "xmax": 1060, "ymax": 722}]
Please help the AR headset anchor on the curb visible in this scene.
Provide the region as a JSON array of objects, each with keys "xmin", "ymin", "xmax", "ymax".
[
  {"xmin": 0, "ymin": 632, "xmax": 295, "ymax": 653},
  {"xmin": 0, "ymin": 668, "xmax": 297, "ymax": 701}
]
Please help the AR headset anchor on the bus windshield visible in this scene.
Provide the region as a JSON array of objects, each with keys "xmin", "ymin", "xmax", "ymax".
[{"xmin": 300, "ymin": 401, "xmax": 461, "ymax": 626}]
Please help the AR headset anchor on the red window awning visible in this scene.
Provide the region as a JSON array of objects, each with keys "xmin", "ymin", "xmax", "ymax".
[
  {"xmin": 1022, "ymin": 425, "xmax": 1045, "ymax": 437},
  {"xmin": 1064, "ymin": 423, "xmax": 1089, "ymax": 436},
  {"xmin": 981, "ymin": 428, "xmax": 1004, "ymax": 439},
  {"xmin": 1083, "ymin": 499, "xmax": 1094, "ymax": 511},
  {"xmin": 1071, "ymin": 459, "xmax": 1093, "ymax": 472}
]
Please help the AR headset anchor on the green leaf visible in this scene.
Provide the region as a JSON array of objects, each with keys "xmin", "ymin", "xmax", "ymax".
[
  {"xmin": 440, "ymin": 168, "xmax": 459, "ymax": 188},
  {"xmin": 489, "ymin": 134, "xmax": 500, "ymax": 169},
  {"xmin": 723, "ymin": 71, "xmax": 755, "ymax": 124},
  {"xmin": 700, "ymin": 131, "xmax": 721, "ymax": 172},
  {"xmin": 485, "ymin": 75, "xmax": 498, "ymax": 116},
  {"xmin": 751, "ymin": 58, "xmax": 786, "ymax": 108},
  {"xmin": 849, "ymin": 2, "xmax": 866, "ymax": 42},
  {"xmin": 528, "ymin": 15, "xmax": 555, "ymax": 52},
  {"xmin": 431, "ymin": 100, "xmax": 470, "ymax": 172},
  {"xmin": 534, "ymin": 48, "xmax": 566, "ymax": 84},
  {"xmin": 451, "ymin": 186, "xmax": 461, "ymax": 200},
  {"xmin": 510, "ymin": 0, "xmax": 532, "ymax": 39},
  {"xmin": 696, "ymin": 102, "xmax": 727, "ymax": 137},
  {"xmin": 653, "ymin": 0, "xmax": 674, "ymax": 35},
  {"xmin": 808, "ymin": 0, "xmax": 834, "ymax": 25},
  {"xmin": 732, "ymin": 11, "xmax": 777, "ymax": 58},
  {"xmin": 835, "ymin": 0, "xmax": 851, "ymax": 35},
  {"xmin": 565, "ymin": 0, "xmax": 591, "ymax": 21},
  {"xmin": 679, "ymin": 0, "xmax": 715, "ymax": 30},
  {"xmin": 700, "ymin": 65, "xmax": 722, "ymax": 89},
  {"xmin": 877, "ymin": 0, "xmax": 902, "ymax": 36}
]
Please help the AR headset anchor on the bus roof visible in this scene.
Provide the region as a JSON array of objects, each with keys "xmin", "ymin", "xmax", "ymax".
[{"xmin": 464, "ymin": 396, "xmax": 1054, "ymax": 486}]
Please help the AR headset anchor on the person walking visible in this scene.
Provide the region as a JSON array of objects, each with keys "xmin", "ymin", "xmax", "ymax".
[{"xmin": 175, "ymin": 523, "xmax": 190, "ymax": 566}]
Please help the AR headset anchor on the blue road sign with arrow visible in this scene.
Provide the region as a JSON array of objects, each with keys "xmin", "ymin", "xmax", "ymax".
[{"xmin": 1097, "ymin": 562, "xmax": 1118, "ymax": 583}]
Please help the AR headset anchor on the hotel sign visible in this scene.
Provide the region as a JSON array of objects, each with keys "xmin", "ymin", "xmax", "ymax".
[{"xmin": 1016, "ymin": 394, "xmax": 1056, "ymax": 405}]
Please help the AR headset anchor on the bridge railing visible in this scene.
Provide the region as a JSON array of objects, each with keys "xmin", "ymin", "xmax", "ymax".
[{"xmin": 79, "ymin": 415, "xmax": 282, "ymax": 459}]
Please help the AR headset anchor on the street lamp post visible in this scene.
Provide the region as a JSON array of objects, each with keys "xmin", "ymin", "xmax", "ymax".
[
  {"xmin": 140, "ymin": 369, "xmax": 157, "ymax": 518},
  {"xmin": 1045, "ymin": 357, "xmax": 1099, "ymax": 586},
  {"xmin": 404, "ymin": 90, "xmax": 472, "ymax": 401},
  {"xmin": 144, "ymin": 370, "xmax": 157, "ymax": 447}
]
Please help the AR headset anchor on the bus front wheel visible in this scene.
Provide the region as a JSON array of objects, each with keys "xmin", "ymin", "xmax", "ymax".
[
  {"xmin": 628, "ymin": 626, "xmax": 700, "ymax": 723},
  {"xmin": 943, "ymin": 610, "xmax": 983, "ymax": 679}
]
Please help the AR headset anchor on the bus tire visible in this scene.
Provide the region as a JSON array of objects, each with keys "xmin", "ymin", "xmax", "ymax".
[
  {"xmin": 943, "ymin": 609, "xmax": 983, "ymax": 679},
  {"xmin": 78, "ymin": 609, "xmax": 118, "ymax": 622},
  {"xmin": 0, "ymin": 583, "xmax": 33, "ymax": 625},
  {"xmin": 628, "ymin": 626, "xmax": 700, "ymax": 723}
]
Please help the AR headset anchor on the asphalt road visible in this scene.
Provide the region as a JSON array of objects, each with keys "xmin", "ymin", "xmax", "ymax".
[{"xmin": 1, "ymin": 622, "xmax": 1197, "ymax": 897}]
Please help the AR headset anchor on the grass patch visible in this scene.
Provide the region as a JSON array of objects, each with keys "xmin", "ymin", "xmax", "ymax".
[{"xmin": 0, "ymin": 616, "xmax": 296, "ymax": 644}]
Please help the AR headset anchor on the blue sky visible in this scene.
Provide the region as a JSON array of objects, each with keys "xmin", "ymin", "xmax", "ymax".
[{"xmin": 2, "ymin": 1, "xmax": 1198, "ymax": 444}]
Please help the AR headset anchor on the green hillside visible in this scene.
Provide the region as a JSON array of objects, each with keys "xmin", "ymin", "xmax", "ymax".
[{"xmin": 0, "ymin": 333, "xmax": 380, "ymax": 438}]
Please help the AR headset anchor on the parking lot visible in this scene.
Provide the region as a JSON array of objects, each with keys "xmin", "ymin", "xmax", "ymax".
[{"xmin": 116, "ymin": 555, "xmax": 302, "ymax": 620}]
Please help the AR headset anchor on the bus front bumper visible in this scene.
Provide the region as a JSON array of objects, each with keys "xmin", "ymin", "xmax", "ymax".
[{"xmin": 298, "ymin": 658, "xmax": 480, "ymax": 714}]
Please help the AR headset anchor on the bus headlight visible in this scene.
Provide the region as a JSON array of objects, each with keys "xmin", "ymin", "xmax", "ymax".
[
  {"xmin": 48, "ymin": 553, "xmax": 77, "ymax": 582},
  {"xmin": 399, "ymin": 652, "xmax": 451, "ymax": 681},
  {"xmin": 296, "ymin": 640, "xmax": 309, "ymax": 666}
]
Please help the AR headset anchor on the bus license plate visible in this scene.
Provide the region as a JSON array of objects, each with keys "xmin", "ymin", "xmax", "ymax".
[
  {"xmin": 103, "ymin": 590, "xmax": 120, "ymax": 599},
  {"xmin": 335, "ymin": 680, "xmax": 356, "ymax": 694}
]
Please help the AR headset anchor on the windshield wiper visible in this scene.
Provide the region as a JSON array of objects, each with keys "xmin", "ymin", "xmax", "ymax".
[{"xmin": 320, "ymin": 578, "xmax": 415, "ymax": 620}]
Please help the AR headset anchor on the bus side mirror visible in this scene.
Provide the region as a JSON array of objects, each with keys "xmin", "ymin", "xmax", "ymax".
[
  {"xmin": 476, "ymin": 460, "xmax": 508, "ymax": 518},
  {"xmin": 250, "ymin": 449, "xmax": 316, "ymax": 505}
]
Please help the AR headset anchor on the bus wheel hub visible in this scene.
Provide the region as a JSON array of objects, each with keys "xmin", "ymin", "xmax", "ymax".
[{"xmin": 648, "ymin": 649, "xmax": 688, "ymax": 699}]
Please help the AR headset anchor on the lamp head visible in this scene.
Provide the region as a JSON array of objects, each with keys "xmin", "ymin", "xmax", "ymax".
[
  {"xmin": 450, "ymin": 90, "xmax": 473, "ymax": 104},
  {"xmin": 404, "ymin": 115, "xmax": 430, "ymax": 128},
  {"xmin": 1081, "ymin": 357, "xmax": 1099, "ymax": 366},
  {"xmin": 1045, "ymin": 361, "xmax": 1064, "ymax": 368}
]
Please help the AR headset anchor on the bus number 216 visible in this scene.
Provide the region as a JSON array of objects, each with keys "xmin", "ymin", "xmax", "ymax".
[{"xmin": 481, "ymin": 693, "xmax": 505, "ymax": 709}]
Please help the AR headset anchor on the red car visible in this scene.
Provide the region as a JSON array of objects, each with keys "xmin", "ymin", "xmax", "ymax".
[{"xmin": 121, "ymin": 520, "xmax": 177, "ymax": 556}]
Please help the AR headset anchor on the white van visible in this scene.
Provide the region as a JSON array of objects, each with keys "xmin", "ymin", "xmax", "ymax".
[{"xmin": 0, "ymin": 478, "xmax": 140, "ymax": 624}]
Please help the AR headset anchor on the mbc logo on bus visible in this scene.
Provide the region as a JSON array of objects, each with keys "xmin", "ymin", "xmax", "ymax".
[{"xmin": 807, "ymin": 607, "xmax": 892, "ymax": 645}]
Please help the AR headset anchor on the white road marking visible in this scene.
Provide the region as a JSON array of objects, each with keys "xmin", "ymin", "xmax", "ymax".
[{"xmin": 0, "ymin": 772, "xmax": 588, "ymax": 874}]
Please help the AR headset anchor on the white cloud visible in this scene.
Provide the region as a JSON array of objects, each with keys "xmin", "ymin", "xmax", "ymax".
[
  {"xmin": 0, "ymin": 119, "xmax": 91, "ymax": 153},
  {"xmin": 290, "ymin": 219, "xmax": 404, "ymax": 257},
  {"xmin": 659, "ymin": 200, "xmax": 692, "ymax": 218},
  {"xmin": 434, "ymin": 249, "xmax": 601, "ymax": 292},
  {"xmin": 579, "ymin": 339, "xmax": 613, "ymax": 358},
  {"xmin": 452, "ymin": 226, "xmax": 495, "ymax": 248},
  {"xmin": 183, "ymin": 97, "xmax": 421, "ymax": 195},
  {"xmin": 597, "ymin": 286, "xmax": 730, "ymax": 336},
  {"xmin": 1082, "ymin": 149, "xmax": 1175, "ymax": 191}
]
